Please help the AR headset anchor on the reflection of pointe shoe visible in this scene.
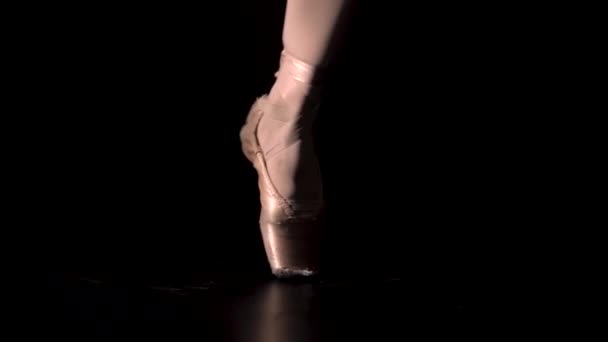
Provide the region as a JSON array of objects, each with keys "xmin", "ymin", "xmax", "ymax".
[{"xmin": 240, "ymin": 96, "xmax": 323, "ymax": 278}]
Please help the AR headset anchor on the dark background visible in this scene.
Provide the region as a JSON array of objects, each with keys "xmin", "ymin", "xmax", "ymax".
[{"xmin": 40, "ymin": 0, "xmax": 521, "ymax": 332}]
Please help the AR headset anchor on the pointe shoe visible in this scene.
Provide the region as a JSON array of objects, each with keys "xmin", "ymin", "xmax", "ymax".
[{"xmin": 240, "ymin": 95, "xmax": 324, "ymax": 278}]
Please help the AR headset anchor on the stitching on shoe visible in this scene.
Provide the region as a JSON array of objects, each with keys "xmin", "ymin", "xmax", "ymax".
[
  {"xmin": 251, "ymin": 97, "xmax": 296, "ymax": 218},
  {"xmin": 252, "ymin": 96, "xmax": 322, "ymax": 220}
]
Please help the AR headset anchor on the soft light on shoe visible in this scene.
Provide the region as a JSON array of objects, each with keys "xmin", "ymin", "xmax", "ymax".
[
  {"xmin": 240, "ymin": 96, "xmax": 324, "ymax": 278},
  {"xmin": 261, "ymin": 220, "xmax": 322, "ymax": 278}
]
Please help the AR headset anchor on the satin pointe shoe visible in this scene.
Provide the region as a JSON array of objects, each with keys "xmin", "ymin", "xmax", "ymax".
[{"xmin": 240, "ymin": 95, "xmax": 324, "ymax": 278}]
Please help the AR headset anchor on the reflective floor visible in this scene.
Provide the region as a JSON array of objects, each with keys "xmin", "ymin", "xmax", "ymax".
[{"xmin": 51, "ymin": 271, "xmax": 470, "ymax": 340}]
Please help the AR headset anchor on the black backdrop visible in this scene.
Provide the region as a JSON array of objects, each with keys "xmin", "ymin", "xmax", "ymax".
[{"xmin": 44, "ymin": 1, "xmax": 519, "ymax": 302}]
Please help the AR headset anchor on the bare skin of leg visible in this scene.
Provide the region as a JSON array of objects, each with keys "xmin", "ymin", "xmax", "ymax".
[
  {"xmin": 281, "ymin": 0, "xmax": 350, "ymax": 67},
  {"xmin": 257, "ymin": 0, "xmax": 352, "ymax": 203}
]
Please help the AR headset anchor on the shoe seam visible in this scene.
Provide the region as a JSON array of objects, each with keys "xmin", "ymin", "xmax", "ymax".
[{"xmin": 253, "ymin": 97, "xmax": 322, "ymax": 219}]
